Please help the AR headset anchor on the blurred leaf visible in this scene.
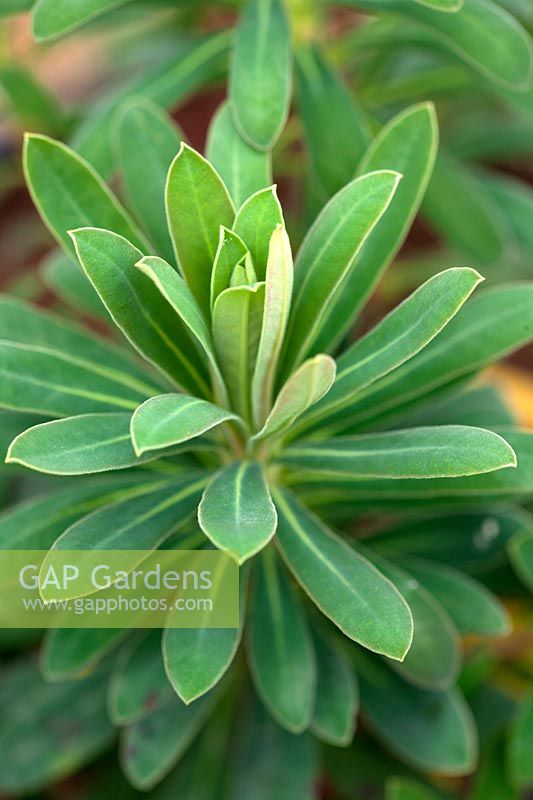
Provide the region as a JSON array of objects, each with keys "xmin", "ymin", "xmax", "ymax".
[
  {"xmin": 296, "ymin": 44, "xmax": 370, "ymax": 198},
  {"xmin": 273, "ymin": 488, "xmax": 413, "ymax": 659},
  {"xmin": 386, "ymin": 776, "xmax": 440, "ymax": 800},
  {"xmin": 356, "ymin": 653, "xmax": 478, "ymax": 774},
  {"xmin": 0, "ymin": 658, "xmax": 114, "ymax": 794},
  {"xmin": 0, "ymin": 65, "xmax": 68, "ymax": 135},
  {"xmin": 32, "ymin": 0, "xmax": 133, "ymax": 40},
  {"xmin": 207, "ymin": 101, "xmax": 272, "ymax": 207},
  {"xmin": 116, "ymin": 97, "xmax": 182, "ymax": 265},
  {"xmin": 109, "ymin": 630, "xmax": 173, "ymax": 725},
  {"xmin": 508, "ymin": 692, "xmax": 533, "ymax": 789},
  {"xmin": 508, "ymin": 531, "xmax": 533, "ymax": 590},
  {"xmin": 42, "ymin": 628, "xmax": 128, "ymax": 679},
  {"xmin": 310, "ymin": 626, "xmax": 358, "ymax": 746},
  {"xmin": 41, "ymin": 250, "xmax": 110, "ymax": 320},
  {"xmin": 229, "ymin": 0, "xmax": 292, "ymax": 150},
  {"xmin": 199, "ymin": 462, "xmax": 277, "ymax": 564},
  {"xmin": 248, "ymin": 548, "xmax": 315, "ymax": 732}
]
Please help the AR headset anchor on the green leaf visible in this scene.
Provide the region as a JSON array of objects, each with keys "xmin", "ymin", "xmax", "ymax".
[
  {"xmin": 400, "ymin": 557, "xmax": 511, "ymax": 636},
  {"xmin": 386, "ymin": 777, "xmax": 441, "ymax": 800},
  {"xmin": 71, "ymin": 33, "xmax": 230, "ymax": 178},
  {"xmin": 6, "ymin": 412, "xmax": 196, "ymax": 475},
  {"xmin": 115, "ymin": 97, "xmax": 182, "ymax": 265},
  {"xmin": 396, "ymin": 384, "xmax": 515, "ymax": 429},
  {"xmin": 311, "ymin": 627, "xmax": 358, "ymax": 746},
  {"xmin": 229, "ymin": 0, "xmax": 292, "ymax": 150},
  {"xmin": 163, "ymin": 565, "xmax": 248, "ymax": 704},
  {"xmin": 356, "ymin": 653, "xmax": 478, "ymax": 774},
  {"xmin": 0, "ymin": 475, "xmax": 154, "ymax": 549},
  {"xmin": 212, "ymin": 283, "xmax": 265, "ymax": 422},
  {"xmin": 280, "ymin": 170, "xmax": 401, "ymax": 377},
  {"xmin": 334, "ymin": 284, "xmax": 533, "ymax": 433},
  {"xmin": 233, "ymin": 185, "xmax": 284, "ymax": 280},
  {"xmin": 227, "ymin": 699, "xmax": 317, "ymax": 800},
  {"xmin": 508, "ymin": 531, "xmax": 533, "ymax": 591},
  {"xmin": 70, "ymin": 228, "xmax": 210, "ymax": 395},
  {"xmin": 0, "ymin": 294, "xmax": 160, "ymax": 392},
  {"xmin": 311, "ymin": 103, "xmax": 438, "ymax": 355},
  {"xmin": 131, "ymin": 394, "xmax": 238, "ymax": 456},
  {"xmin": 298, "ymin": 267, "xmax": 482, "ymax": 435},
  {"xmin": 166, "ymin": 143, "xmax": 234, "ymax": 317},
  {"xmin": 42, "ymin": 628, "xmax": 128, "ymax": 679},
  {"xmin": 198, "ymin": 461, "xmax": 277, "ymax": 564},
  {"xmin": 0, "ymin": 0, "xmax": 33, "ymax": 15},
  {"xmin": 0, "ymin": 65, "xmax": 67, "ymax": 135},
  {"xmin": 296, "ymin": 44, "xmax": 371, "ymax": 198},
  {"xmin": 0, "ymin": 341, "xmax": 149, "ymax": 417},
  {"xmin": 247, "ymin": 548, "xmax": 316, "ymax": 733},
  {"xmin": 361, "ymin": 548, "xmax": 460, "ymax": 690},
  {"xmin": 108, "ymin": 631, "xmax": 173, "ymax": 725},
  {"xmin": 508, "ymin": 691, "xmax": 533, "ymax": 789},
  {"xmin": 135, "ymin": 255, "xmax": 227, "ymax": 404},
  {"xmin": 32, "ymin": 0, "xmax": 132, "ymax": 40},
  {"xmin": 253, "ymin": 354, "xmax": 336, "ymax": 442},
  {"xmin": 23, "ymin": 134, "xmax": 147, "ymax": 259},
  {"xmin": 283, "ymin": 426, "xmax": 516, "ymax": 480},
  {"xmin": 0, "ymin": 658, "xmax": 114, "ymax": 795},
  {"xmin": 206, "ymin": 101, "xmax": 272, "ymax": 207},
  {"xmin": 251, "ymin": 225, "xmax": 293, "ymax": 427},
  {"xmin": 41, "ymin": 250, "xmax": 109, "ymax": 320},
  {"xmin": 210, "ymin": 227, "xmax": 248, "ymax": 308},
  {"xmin": 423, "ymin": 152, "xmax": 508, "ymax": 262},
  {"xmin": 120, "ymin": 692, "xmax": 216, "ymax": 790},
  {"xmin": 41, "ymin": 477, "xmax": 207, "ymax": 601},
  {"xmin": 273, "ymin": 488, "xmax": 413, "ymax": 660}
]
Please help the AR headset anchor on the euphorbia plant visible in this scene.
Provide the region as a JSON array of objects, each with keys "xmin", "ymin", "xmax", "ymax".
[{"xmin": 0, "ymin": 0, "xmax": 532, "ymax": 790}]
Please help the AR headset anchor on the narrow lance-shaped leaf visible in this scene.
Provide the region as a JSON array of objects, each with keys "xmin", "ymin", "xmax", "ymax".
[
  {"xmin": 40, "ymin": 477, "xmax": 207, "ymax": 602},
  {"xmin": 198, "ymin": 461, "xmax": 277, "ymax": 564},
  {"xmin": 297, "ymin": 267, "xmax": 482, "ymax": 435},
  {"xmin": 206, "ymin": 101, "xmax": 272, "ymax": 207},
  {"xmin": 131, "ymin": 394, "xmax": 239, "ymax": 456},
  {"xmin": 311, "ymin": 103, "xmax": 438, "ymax": 355},
  {"xmin": 282, "ymin": 426, "xmax": 516, "ymax": 480},
  {"xmin": 399, "ymin": 556, "xmax": 511, "ymax": 636},
  {"xmin": 163, "ymin": 565, "xmax": 249, "ymax": 705},
  {"xmin": 0, "ymin": 294, "xmax": 161, "ymax": 393},
  {"xmin": 32, "ymin": 0, "xmax": 132, "ymax": 41},
  {"xmin": 334, "ymin": 284, "xmax": 533, "ymax": 433},
  {"xmin": 213, "ymin": 283, "xmax": 265, "ymax": 422},
  {"xmin": 166, "ymin": 143, "xmax": 234, "ymax": 317},
  {"xmin": 253, "ymin": 354, "xmax": 336, "ymax": 442},
  {"xmin": 136, "ymin": 255, "xmax": 228, "ymax": 404},
  {"xmin": 355, "ymin": 652, "xmax": 478, "ymax": 775},
  {"xmin": 5, "ymin": 413, "xmax": 200, "ymax": 475},
  {"xmin": 251, "ymin": 225, "xmax": 293, "ymax": 428},
  {"xmin": 120, "ymin": 691, "xmax": 216, "ymax": 791},
  {"xmin": 423, "ymin": 151, "xmax": 508, "ymax": 263},
  {"xmin": 23, "ymin": 134, "xmax": 148, "ymax": 259},
  {"xmin": 233, "ymin": 186, "xmax": 284, "ymax": 280},
  {"xmin": 280, "ymin": 170, "xmax": 402, "ymax": 378},
  {"xmin": 361, "ymin": 547, "xmax": 461, "ymax": 690},
  {"xmin": 210, "ymin": 227, "xmax": 248, "ymax": 308},
  {"xmin": 108, "ymin": 631, "xmax": 173, "ymax": 725},
  {"xmin": 508, "ymin": 531, "xmax": 533, "ymax": 591},
  {"xmin": 247, "ymin": 548, "xmax": 316, "ymax": 733},
  {"xmin": 273, "ymin": 488, "xmax": 413, "ymax": 660},
  {"xmin": 296, "ymin": 44, "xmax": 371, "ymax": 198},
  {"xmin": 0, "ymin": 341, "xmax": 148, "ymax": 417},
  {"xmin": 508, "ymin": 691, "xmax": 533, "ymax": 790},
  {"xmin": 0, "ymin": 66, "xmax": 68, "ymax": 135},
  {"xmin": 116, "ymin": 97, "xmax": 182, "ymax": 265},
  {"xmin": 311, "ymin": 627, "xmax": 358, "ymax": 746},
  {"xmin": 42, "ymin": 628, "xmax": 128, "ymax": 680},
  {"xmin": 229, "ymin": 0, "xmax": 292, "ymax": 150},
  {"xmin": 70, "ymin": 228, "xmax": 210, "ymax": 396}
]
